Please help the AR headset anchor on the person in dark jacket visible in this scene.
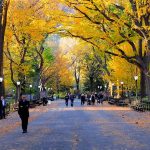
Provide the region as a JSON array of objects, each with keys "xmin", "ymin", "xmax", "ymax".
[
  {"xmin": 70, "ymin": 93, "xmax": 74, "ymax": 107},
  {"xmin": 81, "ymin": 94, "xmax": 85, "ymax": 105},
  {"xmin": 18, "ymin": 95, "xmax": 30, "ymax": 133},
  {"xmin": 87, "ymin": 93, "xmax": 91, "ymax": 105},
  {"xmin": 98, "ymin": 92, "xmax": 104, "ymax": 104},
  {"xmin": 91, "ymin": 94, "xmax": 95, "ymax": 105},
  {"xmin": 1, "ymin": 96, "xmax": 6, "ymax": 119},
  {"xmin": 65, "ymin": 93, "xmax": 69, "ymax": 106},
  {"xmin": 40, "ymin": 88, "xmax": 48, "ymax": 106}
]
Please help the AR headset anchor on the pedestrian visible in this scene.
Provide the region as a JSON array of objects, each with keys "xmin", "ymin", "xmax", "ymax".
[
  {"xmin": 99, "ymin": 92, "xmax": 104, "ymax": 104},
  {"xmin": 0, "ymin": 98, "xmax": 2, "ymax": 119},
  {"xmin": 1, "ymin": 96, "xmax": 6, "ymax": 119},
  {"xmin": 65, "ymin": 93, "xmax": 69, "ymax": 106},
  {"xmin": 18, "ymin": 95, "xmax": 30, "ymax": 133},
  {"xmin": 81, "ymin": 94, "xmax": 85, "ymax": 105},
  {"xmin": 70, "ymin": 93, "xmax": 74, "ymax": 107},
  {"xmin": 91, "ymin": 94, "xmax": 95, "ymax": 105},
  {"xmin": 95, "ymin": 92, "xmax": 98, "ymax": 100},
  {"xmin": 87, "ymin": 93, "xmax": 91, "ymax": 105},
  {"xmin": 40, "ymin": 88, "xmax": 48, "ymax": 106}
]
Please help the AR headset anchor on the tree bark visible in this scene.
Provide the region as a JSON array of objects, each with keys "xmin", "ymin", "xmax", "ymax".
[
  {"xmin": 145, "ymin": 40, "xmax": 150, "ymax": 101},
  {"xmin": 0, "ymin": 0, "xmax": 4, "ymax": 97},
  {"xmin": 0, "ymin": 0, "xmax": 9, "ymax": 96},
  {"xmin": 138, "ymin": 39, "xmax": 146, "ymax": 98}
]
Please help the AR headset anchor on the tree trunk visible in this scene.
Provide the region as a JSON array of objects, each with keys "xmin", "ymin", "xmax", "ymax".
[
  {"xmin": 142, "ymin": 40, "xmax": 150, "ymax": 101},
  {"xmin": 145, "ymin": 40, "xmax": 150, "ymax": 101},
  {"xmin": 140, "ymin": 71, "xmax": 146, "ymax": 98},
  {"xmin": 0, "ymin": 0, "xmax": 9, "ymax": 96},
  {"xmin": 76, "ymin": 83, "xmax": 79, "ymax": 92},
  {"xmin": 33, "ymin": 69, "xmax": 41, "ymax": 99},
  {"xmin": 0, "ymin": 0, "xmax": 4, "ymax": 97},
  {"xmin": 138, "ymin": 39, "xmax": 146, "ymax": 98},
  {"xmin": 145, "ymin": 75, "xmax": 150, "ymax": 101}
]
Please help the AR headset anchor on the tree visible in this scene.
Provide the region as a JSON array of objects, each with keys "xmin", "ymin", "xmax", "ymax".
[
  {"xmin": 0, "ymin": 0, "xmax": 10, "ymax": 96},
  {"xmin": 3, "ymin": 0, "xmax": 58, "ymax": 96},
  {"xmin": 60, "ymin": 0, "xmax": 150, "ymax": 100}
]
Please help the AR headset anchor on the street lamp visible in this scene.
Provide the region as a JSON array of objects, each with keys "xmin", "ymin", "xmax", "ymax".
[
  {"xmin": 0, "ymin": 77, "xmax": 3, "ymax": 82},
  {"xmin": 0, "ymin": 77, "xmax": 3, "ymax": 97},
  {"xmin": 134, "ymin": 75, "xmax": 138, "ymax": 99},
  {"xmin": 29, "ymin": 84, "xmax": 32, "ymax": 101},
  {"xmin": 120, "ymin": 81, "xmax": 124, "ymax": 98},
  {"xmin": 16, "ymin": 81, "xmax": 21, "ymax": 102},
  {"xmin": 17, "ymin": 81, "xmax": 20, "ymax": 85}
]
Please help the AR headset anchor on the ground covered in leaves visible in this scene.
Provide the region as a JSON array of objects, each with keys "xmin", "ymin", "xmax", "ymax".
[{"xmin": 0, "ymin": 100, "xmax": 150, "ymax": 150}]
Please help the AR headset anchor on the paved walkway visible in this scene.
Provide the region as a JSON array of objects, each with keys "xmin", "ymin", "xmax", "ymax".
[{"xmin": 0, "ymin": 100, "xmax": 150, "ymax": 150}]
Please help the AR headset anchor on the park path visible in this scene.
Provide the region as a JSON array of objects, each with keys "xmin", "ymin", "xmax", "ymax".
[{"xmin": 0, "ymin": 100, "xmax": 150, "ymax": 150}]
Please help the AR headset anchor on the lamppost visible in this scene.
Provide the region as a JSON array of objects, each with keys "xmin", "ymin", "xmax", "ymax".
[
  {"xmin": 38, "ymin": 85, "xmax": 41, "ymax": 99},
  {"xmin": 134, "ymin": 75, "xmax": 138, "ymax": 100},
  {"xmin": 17, "ymin": 81, "xmax": 20, "ymax": 102},
  {"xmin": 12, "ymin": 89, "xmax": 15, "ymax": 98},
  {"xmin": 0, "ymin": 77, "xmax": 3, "ymax": 97},
  {"xmin": 38, "ymin": 85, "xmax": 41, "ymax": 91},
  {"xmin": 29, "ymin": 84, "xmax": 32, "ymax": 101},
  {"xmin": 120, "ymin": 81, "xmax": 124, "ymax": 98}
]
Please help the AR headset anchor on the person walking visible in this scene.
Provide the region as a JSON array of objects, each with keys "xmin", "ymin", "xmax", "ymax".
[
  {"xmin": 18, "ymin": 95, "xmax": 30, "ymax": 133},
  {"xmin": 1, "ymin": 96, "xmax": 6, "ymax": 119},
  {"xmin": 81, "ymin": 94, "xmax": 85, "ymax": 105},
  {"xmin": 70, "ymin": 93, "xmax": 74, "ymax": 107},
  {"xmin": 99, "ymin": 92, "xmax": 104, "ymax": 105},
  {"xmin": 91, "ymin": 93, "xmax": 95, "ymax": 105},
  {"xmin": 87, "ymin": 93, "xmax": 91, "ymax": 105},
  {"xmin": 40, "ymin": 88, "xmax": 48, "ymax": 106},
  {"xmin": 65, "ymin": 93, "xmax": 69, "ymax": 106}
]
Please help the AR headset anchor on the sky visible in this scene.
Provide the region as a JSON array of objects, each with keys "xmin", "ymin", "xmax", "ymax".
[{"xmin": 46, "ymin": 34, "xmax": 79, "ymax": 54}]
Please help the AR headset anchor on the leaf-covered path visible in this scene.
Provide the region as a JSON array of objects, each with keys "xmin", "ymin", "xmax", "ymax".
[{"xmin": 0, "ymin": 100, "xmax": 150, "ymax": 150}]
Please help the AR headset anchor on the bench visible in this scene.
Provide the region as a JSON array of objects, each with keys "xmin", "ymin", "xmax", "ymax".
[
  {"xmin": 116, "ymin": 100, "xmax": 128, "ymax": 107},
  {"xmin": 132, "ymin": 103, "xmax": 145, "ymax": 112},
  {"xmin": 108, "ymin": 99, "xmax": 116, "ymax": 105}
]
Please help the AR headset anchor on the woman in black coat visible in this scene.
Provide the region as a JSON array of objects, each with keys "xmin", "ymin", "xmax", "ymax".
[{"xmin": 18, "ymin": 95, "xmax": 30, "ymax": 133}]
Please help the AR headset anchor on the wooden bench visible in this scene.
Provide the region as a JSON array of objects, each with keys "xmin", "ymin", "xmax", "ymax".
[{"xmin": 132, "ymin": 103, "xmax": 145, "ymax": 112}]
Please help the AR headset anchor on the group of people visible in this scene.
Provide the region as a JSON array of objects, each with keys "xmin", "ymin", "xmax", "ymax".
[
  {"xmin": 64, "ymin": 92, "xmax": 106, "ymax": 107},
  {"xmin": 65, "ymin": 93, "xmax": 75, "ymax": 107},
  {"xmin": 0, "ymin": 96, "xmax": 6, "ymax": 119},
  {"xmin": 80, "ymin": 92, "xmax": 105, "ymax": 106}
]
